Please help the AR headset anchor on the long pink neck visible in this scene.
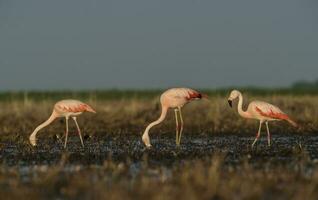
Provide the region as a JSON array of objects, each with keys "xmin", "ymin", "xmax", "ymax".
[
  {"xmin": 29, "ymin": 111, "xmax": 58, "ymax": 140},
  {"xmin": 142, "ymin": 105, "xmax": 168, "ymax": 146},
  {"xmin": 237, "ymin": 93, "xmax": 251, "ymax": 119}
]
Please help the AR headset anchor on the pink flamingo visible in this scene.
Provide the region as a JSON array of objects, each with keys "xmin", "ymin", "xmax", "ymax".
[
  {"xmin": 29, "ymin": 99, "xmax": 96, "ymax": 148},
  {"xmin": 227, "ymin": 90, "xmax": 297, "ymax": 148},
  {"xmin": 142, "ymin": 88, "xmax": 208, "ymax": 148}
]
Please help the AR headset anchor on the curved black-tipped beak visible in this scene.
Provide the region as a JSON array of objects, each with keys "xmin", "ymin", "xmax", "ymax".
[{"xmin": 228, "ymin": 100, "xmax": 232, "ymax": 107}]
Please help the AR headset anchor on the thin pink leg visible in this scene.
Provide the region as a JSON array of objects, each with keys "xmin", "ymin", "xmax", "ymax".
[
  {"xmin": 72, "ymin": 117, "xmax": 84, "ymax": 148},
  {"xmin": 178, "ymin": 107, "xmax": 184, "ymax": 146},
  {"xmin": 64, "ymin": 117, "xmax": 69, "ymax": 149},
  {"xmin": 266, "ymin": 122, "xmax": 271, "ymax": 147},
  {"xmin": 252, "ymin": 121, "xmax": 263, "ymax": 149},
  {"xmin": 174, "ymin": 109, "xmax": 179, "ymax": 146}
]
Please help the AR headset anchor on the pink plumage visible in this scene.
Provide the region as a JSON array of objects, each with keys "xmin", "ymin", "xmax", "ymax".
[
  {"xmin": 228, "ymin": 90, "xmax": 297, "ymax": 148},
  {"xmin": 55, "ymin": 100, "xmax": 96, "ymax": 114},
  {"xmin": 29, "ymin": 99, "xmax": 96, "ymax": 148},
  {"xmin": 142, "ymin": 87, "xmax": 207, "ymax": 148},
  {"xmin": 255, "ymin": 106, "xmax": 289, "ymax": 120}
]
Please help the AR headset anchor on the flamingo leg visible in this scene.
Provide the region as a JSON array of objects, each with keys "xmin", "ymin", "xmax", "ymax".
[
  {"xmin": 252, "ymin": 121, "xmax": 263, "ymax": 149},
  {"xmin": 72, "ymin": 117, "xmax": 84, "ymax": 148},
  {"xmin": 266, "ymin": 122, "xmax": 271, "ymax": 147},
  {"xmin": 174, "ymin": 109, "xmax": 179, "ymax": 146},
  {"xmin": 64, "ymin": 117, "xmax": 69, "ymax": 149},
  {"xmin": 178, "ymin": 107, "xmax": 184, "ymax": 146}
]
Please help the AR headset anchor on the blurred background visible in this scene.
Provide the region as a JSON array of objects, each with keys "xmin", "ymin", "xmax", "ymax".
[
  {"xmin": 0, "ymin": 0, "xmax": 317, "ymax": 91},
  {"xmin": 1, "ymin": 2, "xmax": 318, "ymax": 199}
]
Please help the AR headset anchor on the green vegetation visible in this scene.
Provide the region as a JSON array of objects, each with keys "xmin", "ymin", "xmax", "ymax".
[
  {"xmin": 1, "ymin": 86, "xmax": 318, "ymax": 102},
  {"xmin": 292, "ymin": 79, "xmax": 318, "ymax": 89}
]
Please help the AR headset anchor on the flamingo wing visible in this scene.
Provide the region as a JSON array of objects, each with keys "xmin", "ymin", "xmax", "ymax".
[
  {"xmin": 55, "ymin": 100, "xmax": 96, "ymax": 113},
  {"xmin": 165, "ymin": 88, "xmax": 201, "ymax": 100},
  {"xmin": 251, "ymin": 101, "xmax": 289, "ymax": 120},
  {"xmin": 181, "ymin": 88, "xmax": 203, "ymax": 101}
]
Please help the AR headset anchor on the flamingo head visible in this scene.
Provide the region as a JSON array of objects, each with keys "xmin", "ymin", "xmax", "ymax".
[
  {"xmin": 29, "ymin": 135, "xmax": 37, "ymax": 146},
  {"xmin": 142, "ymin": 134, "xmax": 152, "ymax": 148},
  {"xmin": 227, "ymin": 90, "xmax": 241, "ymax": 107}
]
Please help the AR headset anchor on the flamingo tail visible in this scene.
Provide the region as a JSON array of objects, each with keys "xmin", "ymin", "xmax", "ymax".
[{"xmin": 286, "ymin": 118, "xmax": 298, "ymax": 127}]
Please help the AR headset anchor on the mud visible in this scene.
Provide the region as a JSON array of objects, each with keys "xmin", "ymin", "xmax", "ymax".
[{"xmin": 1, "ymin": 133, "xmax": 317, "ymax": 168}]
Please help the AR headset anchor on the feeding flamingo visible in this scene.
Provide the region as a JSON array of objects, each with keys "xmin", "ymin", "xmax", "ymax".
[
  {"xmin": 227, "ymin": 90, "xmax": 297, "ymax": 148},
  {"xmin": 29, "ymin": 99, "xmax": 96, "ymax": 148},
  {"xmin": 142, "ymin": 88, "xmax": 208, "ymax": 148}
]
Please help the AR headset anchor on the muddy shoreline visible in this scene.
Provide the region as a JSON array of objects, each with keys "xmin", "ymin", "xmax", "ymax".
[{"xmin": 1, "ymin": 134, "xmax": 317, "ymax": 166}]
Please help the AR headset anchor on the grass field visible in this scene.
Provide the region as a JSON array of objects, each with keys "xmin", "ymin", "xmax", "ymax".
[
  {"xmin": 0, "ymin": 89, "xmax": 318, "ymax": 199},
  {"xmin": 0, "ymin": 89, "xmax": 317, "ymax": 141}
]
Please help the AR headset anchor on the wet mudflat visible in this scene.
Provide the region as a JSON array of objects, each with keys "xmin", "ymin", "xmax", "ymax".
[
  {"xmin": 0, "ymin": 92, "xmax": 318, "ymax": 199},
  {"xmin": 1, "ymin": 133, "xmax": 317, "ymax": 168},
  {"xmin": 1, "ymin": 134, "xmax": 318, "ymax": 200}
]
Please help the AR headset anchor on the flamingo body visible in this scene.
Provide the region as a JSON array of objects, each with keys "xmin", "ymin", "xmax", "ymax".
[
  {"xmin": 54, "ymin": 100, "xmax": 96, "ymax": 116},
  {"xmin": 228, "ymin": 90, "xmax": 297, "ymax": 148},
  {"xmin": 246, "ymin": 101, "xmax": 295, "ymax": 123},
  {"xmin": 160, "ymin": 88, "xmax": 203, "ymax": 108},
  {"xmin": 142, "ymin": 87, "xmax": 206, "ymax": 148},
  {"xmin": 29, "ymin": 99, "xmax": 96, "ymax": 148}
]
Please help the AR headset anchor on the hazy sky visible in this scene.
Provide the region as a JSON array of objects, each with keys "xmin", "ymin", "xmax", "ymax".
[{"xmin": 0, "ymin": 0, "xmax": 317, "ymax": 91}]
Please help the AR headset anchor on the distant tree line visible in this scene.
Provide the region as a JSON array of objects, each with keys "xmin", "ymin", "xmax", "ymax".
[{"xmin": 292, "ymin": 79, "xmax": 318, "ymax": 89}]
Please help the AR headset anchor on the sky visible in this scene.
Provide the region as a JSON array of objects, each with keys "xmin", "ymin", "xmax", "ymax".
[{"xmin": 0, "ymin": 0, "xmax": 317, "ymax": 91}]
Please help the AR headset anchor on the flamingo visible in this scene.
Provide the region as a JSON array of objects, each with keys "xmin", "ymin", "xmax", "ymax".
[
  {"xmin": 142, "ymin": 88, "xmax": 208, "ymax": 148},
  {"xmin": 227, "ymin": 90, "xmax": 297, "ymax": 148},
  {"xmin": 29, "ymin": 99, "xmax": 96, "ymax": 148}
]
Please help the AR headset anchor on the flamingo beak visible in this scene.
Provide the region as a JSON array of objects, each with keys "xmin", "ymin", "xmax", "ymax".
[{"xmin": 228, "ymin": 99, "xmax": 232, "ymax": 107}]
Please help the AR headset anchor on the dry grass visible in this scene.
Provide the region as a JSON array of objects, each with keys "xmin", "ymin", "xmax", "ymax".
[
  {"xmin": 0, "ymin": 92, "xmax": 318, "ymax": 199},
  {"xmin": 0, "ymin": 153, "xmax": 318, "ymax": 200},
  {"xmin": 0, "ymin": 94, "xmax": 317, "ymax": 143}
]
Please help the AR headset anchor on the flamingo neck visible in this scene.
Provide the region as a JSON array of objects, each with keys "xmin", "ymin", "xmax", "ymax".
[
  {"xmin": 29, "ymin": 111, "xmax": 58, "ymax": 144},
  {"xmin": 142, "ymin": 105, "xmax": 168, "ymax": 147},
  {"xmin": 237, "ymin": 93, "xmax": 251, "ymax": 119}
]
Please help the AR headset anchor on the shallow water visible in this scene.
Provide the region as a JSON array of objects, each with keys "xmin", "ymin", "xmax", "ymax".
[
  {"xmin": 1, "ymin": 134, "xmax": 317, "ymax": 166},
  {"xmin": 1, "ymin": 134, "xmax": 317, "ymax": 185}
]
